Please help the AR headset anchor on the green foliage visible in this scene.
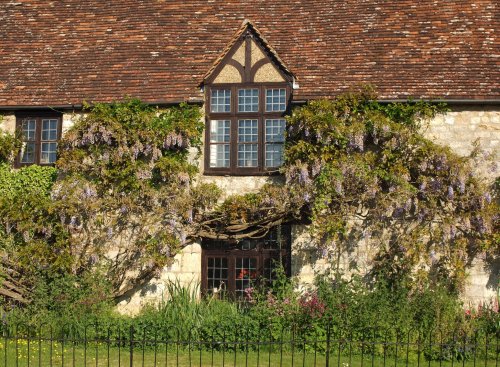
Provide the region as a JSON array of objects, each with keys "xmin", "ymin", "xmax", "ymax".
[
  {"xmin": 0, "ymin": 164, "xmax": 71, "ymax": 307},
  {"xmin": 6, "ymin": 271, "xmax": 115, "ymax": 327},
  {"xmin": 0, "ymin": 100, "xmax": 220, "ymax": 306},
  {"xmin": 0, "ymin": 129, "xmax": 21, "ymax": 164},
  {"xmin": 2, "ymin": 272, "xmax": 498, "ymax": 362},
  {"xmin": 58, "ymin": 99, "xmax": 204, "ymax": 191},
  {"xmin": 0, "ymin": 163, "xmax": 57, "ymax": 200}
]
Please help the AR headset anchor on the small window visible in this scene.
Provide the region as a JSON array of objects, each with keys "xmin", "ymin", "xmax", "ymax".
[
  {"xmin": 266, "ymin": 89, "xmax": 286, "ymax": 112},
  {"xmin": 237, "ymin": 119, "xmax": 258, "ymax": 167},
  {"xmin": 238, "ymin": 89, "xmax": 259, "ymax": 112},
  {"xmin": 209, "ymin": 120, "xmax": 230, "ymax": 168},
  {"xmin": 211, "ymin": 89, "xmax": 231, "ymax": 113},
  {"xmin": 207, "ymin": 257, "xmax": 228, "ymax": 293},
  {"xmin": 20, "ymin": 119, "xmax": 36, "ymax": 163},
  {"xmin": 235, "ymin": 257, "xmax": 258, "ymax": 298},
  {"xmin": 265, "ymin": 119, "xmax": 285, "ymax": 167},
  {"xmin": 16, "ymin": 115, "xmax": 61, "ymax": 166},
  {"xmin": 41, "ymin": 119, "xmax": 59, "ymax": 164}
]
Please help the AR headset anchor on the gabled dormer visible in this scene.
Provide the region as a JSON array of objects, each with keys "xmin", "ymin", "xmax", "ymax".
[{"xmin": 202, "ymin": 20, "xmax": 296, "ymax": 175}]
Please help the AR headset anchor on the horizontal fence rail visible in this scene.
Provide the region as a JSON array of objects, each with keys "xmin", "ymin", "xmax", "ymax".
[{"xmin": 0, "ymin": 322, "xmax": 498, "ymax": 367}]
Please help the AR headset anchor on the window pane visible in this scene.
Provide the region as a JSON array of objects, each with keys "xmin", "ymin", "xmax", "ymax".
[
  {"xmin": 235, "ymin": 257, "xmax": 257, "ymax": 298},
  {"xmin": 265, "ymin": 119, "xmax": 285, "ymax": 142},
  {"xmin": 238, "ymin": 119, "xmax": 258, "ymax": 143},
  {"xmin": 266, "ymin": 89, "xmax": 286, "ymax": 112},
  {"xmin": 42, "ymin": 119, "xmax": 58, "ymax": 141},
  {"xmin": 211, "ymin": 89, "xmax": 231, "ymax": 113},
  {"xmin": 238, "ymin": 89, "xmax": 259, "ymax": 112},
  {"xmin": 209, "ymin": 144, "xmax": 230, "ymax": 168},
  {"xmin": 265, "ymin": 144, "xmax": 284, "ymax": 167},
  {"xmin": 263, "ymin": 257, "xmax": 282, "ymax": 283},
  {"xmin": 40, "ymin": 142, "xmax": 57, "ymax": 164},
  {"xmin": 22, "ymin": 119, "xmax": 36, "ymax": 141},
  {"xmin": 20, "ymin": 142, "xmax": 35, "ymax": 163},
  {"xmin": 207, "ymin": 257, "xmax": 228, "ymax": 294},
  {"xmin": 263, "ymin": 227, "xmax": 288, "ymax": 249},
  {"xmin": 210, "ymin": 120, "xmax": 230, "ymax": 143},
  {"xmin": 238, "ymin": 144, "xmax": 258, "ymax": 167}
]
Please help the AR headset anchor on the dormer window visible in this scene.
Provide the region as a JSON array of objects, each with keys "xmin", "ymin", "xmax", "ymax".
[{"xmin": 202, "ymin": 22, "xmax": 295, "ymax": 175}]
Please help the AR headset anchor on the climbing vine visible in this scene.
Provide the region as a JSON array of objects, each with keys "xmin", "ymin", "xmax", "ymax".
[
  {"xmin": 284, "ymin": 88, "xmax": 497, "ymax": 290},
  {"xmin": 0, "ymin": 88, "xmax": 497, "ymax": 306}
]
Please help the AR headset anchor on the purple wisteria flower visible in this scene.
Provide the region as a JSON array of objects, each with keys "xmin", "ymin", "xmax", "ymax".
[
  {"xmin": 450, "ymin": 226, "xmax": 457, "ymax": 239},
  {"xmin": 447, "ymin": 186, "xmax": 454, "ymax": 200},
  {"xmin": 393, "ymin": 207, "xmax": 404, "ymax": 218},
  {"xmin": 311, "ymin": 160, "xmax": 322, "ymax": 177},
  {"xmin": 83, "ymin": 185, "xmax": 97, "ymax": 199},
  {"xmin": 299, "ymin": 166, "xmax": 310, "ymax": 184},
  {"xmin": 429, "ymin": 250, "xmax": 437, "ymax": 264},
  {"xmin": 334, "ymin": 179, "xmax": 343, "ymax": 195},
  {"xmin": 419, "ymin": 180, "xmax": 427, "ymax": 192},
  {"xmin": 178, "ymin": 172, "xmax": 190, "ymax": 186},
  {"xmin": 136, "ymin": 169, "xmax": 152, "ymax": 180},
  {"xmin": 89, "ymin": 254, "xmax": 99, "ymax": 265},
  {"xmin": 457, "ymin": 177, "xmax": 466, "ymax": 194}
]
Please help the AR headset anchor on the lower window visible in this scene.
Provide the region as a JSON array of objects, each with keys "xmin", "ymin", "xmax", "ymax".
[{"xmin": 201, "ymin": 226, "xmax": 291, "ymax": 298}]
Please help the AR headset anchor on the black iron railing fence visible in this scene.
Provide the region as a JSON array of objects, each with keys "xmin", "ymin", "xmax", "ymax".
[{"xmin": 0, "ymin": 322, "xmax": 498, "ymax": 366}]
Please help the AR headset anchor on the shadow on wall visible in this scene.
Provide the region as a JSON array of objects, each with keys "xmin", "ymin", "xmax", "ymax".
[
  {"xmin": 290, "ymin": 225, "xmax": 376, "ymax": 284},
  {"xmin": 485, "ymin": 254, "xmax": 500, "ymax": 292}
]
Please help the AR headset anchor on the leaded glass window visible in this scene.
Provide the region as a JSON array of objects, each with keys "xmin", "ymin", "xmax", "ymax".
[
  {"xmin": 238, "ymin": 119, "xmax": 258, "ymax": 167},
  {"xmin": 265, "ymin": 119, "xmax": 285, "ymax": 167},
  {"xmin": 16, "ymin": 115, "xmax": 61, "ymax": 166},
  {"xmin": 265, "ymin": 89, "xmax": 286, "ymax": 112},
  {"xmin": 209, "ymin": 120, "xmax": 230, "ymax": 168},
  {"xmin": 238, "ymin": 89, "xmax": 259, "ymax": 112},
  {"xmin": 210, "ymin": 89, "xmax": 231, "ymax": 113},
  {"xmin": 205, "ymin": 85, "xmax": 289, "ymax": 173}
]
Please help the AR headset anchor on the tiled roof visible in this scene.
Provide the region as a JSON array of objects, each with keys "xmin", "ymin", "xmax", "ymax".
[{"xmin": 0, "ymin": 0, "xmax": 498, "ymax": 107}]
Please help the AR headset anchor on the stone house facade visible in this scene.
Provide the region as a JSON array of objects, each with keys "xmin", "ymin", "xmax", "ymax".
[{"xmin": 0, "ymin": 1, "xmax": 498, "ymax": 313}]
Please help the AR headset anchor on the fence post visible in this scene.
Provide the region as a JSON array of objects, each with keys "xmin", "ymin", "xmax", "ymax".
[
  {"xmin": 325, "ymin": 319, "xmax": 331, "ymax": 367},
  {"xmin": 129, "ymin": 325, "xmax": 134, "ymax": 367}
]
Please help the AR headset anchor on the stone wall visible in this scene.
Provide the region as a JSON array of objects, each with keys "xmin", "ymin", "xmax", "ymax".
[
  {"xmin": 0, "ymin": 113, "xmax": 16, "ymax": 134},
  {"xmin": 116, "ymin": 242, "xmax": 203, "ymax": 316},
  {"xmin": 425, "ymin": 106, "xmax": 499, "ymax": 158}
]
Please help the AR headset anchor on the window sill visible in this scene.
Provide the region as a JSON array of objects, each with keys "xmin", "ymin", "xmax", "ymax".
[{"xmin": 203, "ymin": 169, "xmax": 282, "ymax": 177}]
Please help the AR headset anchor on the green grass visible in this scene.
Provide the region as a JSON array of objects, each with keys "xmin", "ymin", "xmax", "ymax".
[{"xmin": 0, "ymin": 339, "xmax": 497, "ymax": 366}]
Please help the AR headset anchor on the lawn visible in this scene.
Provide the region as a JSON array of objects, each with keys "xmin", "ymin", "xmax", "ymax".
[{"xmin": 0, "ymin": 339, "xmax": 498, "ymax": 366}]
